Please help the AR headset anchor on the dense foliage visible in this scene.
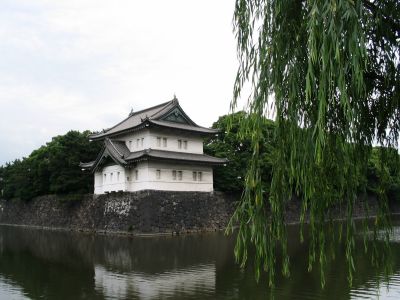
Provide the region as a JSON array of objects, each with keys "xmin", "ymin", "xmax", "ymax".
[
  {"xmin": 230, "ymin": 0, "xmax": 399, "ymax": 287},
  {"xmin": 207, "ymin": 113, "xmax": 400, "ymax": 201},
  {"xmin": 205, "ymin": 112, "xmax": 275, "ymax": 193},
  {"xmin": 0, "ymin": 131, "xmax": 101, "ymax": 201}
]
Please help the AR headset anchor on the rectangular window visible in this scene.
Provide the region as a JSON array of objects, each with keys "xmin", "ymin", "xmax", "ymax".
[
  {"xmin": 192, "ymin": 171, "xmax": 197, "ymax": 181},
  {"xmin": 117, "ymin": 172, "xmax": 120, "ymax": 181},
  {"xmin": 141, "ymin": 138, "xmax": 144, "ymax": 147},
  {"xmin": 156, "ymin": 169, "xmax": 161, "ymax": 179},
  {"xmin": 157, "ymin": 137, "xmax": 161, "ymax": 147},
  {"xmin": 135, "ymin": 170, "xmax": 139, "ymax": 180},
  {"xmin": 127, "ymin": 176, "xmax": 130, "ymax": 181},
  {"xmin": 110, "ymin": 173, "xmax": 113, "ymax": 182},
  {"xmin": 183, "ymin": 140, "xmax": 188, "ymax": 149},
  {"xmin": 163, "ymin": 138, "xmax": 167, "ymax": 147},
  {"xmin": 172, "ymin": 170, "xmax": 177, "ymax": 180},
  {"xmin": 198, "ymin": 172, "xmax": 202, "ymax": 181},
  {"xmin": 104, "ymin": 174, "xmax": 107, "ymax": 182},
  {"xmin": 178, "ymin": 139, "xmax": 182, "ymax": 149},
  {"xmin": 129, "ymin": 140, "xmax": 132, "ymax": 150},
  {"xmin": 178, "ymin": 171, "xmax": 182, "ymax": 181},
  {"xmin": 136, "ymin": 139, "xmax": 140, "ymax": 148}
]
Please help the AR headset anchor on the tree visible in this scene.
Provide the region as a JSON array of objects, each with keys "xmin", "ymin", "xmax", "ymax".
[
  {"xmin": 0, "ymin": 131, "xmax": 101, "ymax": 201},
  {"xmin": 205, "ymin": 112, "xmax": 275, "ymax": 193},
  {"xmin": 229, "ymin": 0, "xmax": 399, "ymax": 287}
]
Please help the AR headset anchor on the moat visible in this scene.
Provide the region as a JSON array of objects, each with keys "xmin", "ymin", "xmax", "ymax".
[{"xmin": 1, "ymin": 218, "xmax": 400, "ymax": 299}]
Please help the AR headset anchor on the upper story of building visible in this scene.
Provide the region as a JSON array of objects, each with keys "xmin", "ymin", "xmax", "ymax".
[
  {"xmin": 80, "ymin": 97, "xmax": 227, "ymax": 172},
  {"xmin": 89, "ymin": 97, "xmax": 217, "ymax": 155}
]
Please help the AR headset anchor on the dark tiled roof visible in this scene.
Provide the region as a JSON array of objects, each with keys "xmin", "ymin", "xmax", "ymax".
[
  {"xmin": 89, "ymin": 98, "xmax": 217, "ymax": 140},
  {"xmin": 148, "ymin": 120, "xmax": 218, "ymax": 134},
  {"xmin": 125, "ymin": 149, "xmax": 228, "ymax": 165}
]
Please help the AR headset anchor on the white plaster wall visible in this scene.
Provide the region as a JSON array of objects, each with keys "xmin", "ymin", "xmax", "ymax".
[
  {"xmin": 94, "ymin": 171, "xmax": 103, "ymax": 194},
  {"xmin": 95, "ymin": 162, "xmax": 214, "ymax": 194},
  {"xmin": 123, "ymin": 129, "xmax": 151, "ymax": 152},
  {"xmin": 141, "ymin": 162, "xmax": 213, "ymax": 192},
  {"xmin": 125, "ymin": 162, "xmax": 151, "ymax": 191},
  {"xmin": 119, "ymin": 129, "xmax": 204, "ymax": 154},
  {"xmin": 101, "ymin": 165, "xmax": 126, "ymax": 193}
]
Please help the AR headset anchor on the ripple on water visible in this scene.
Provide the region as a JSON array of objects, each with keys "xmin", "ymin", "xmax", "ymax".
[
  {"xmin": 0, "ymin": 277, "xmax": 29, "ymax": 300},
  {"xmin": 350, "ymin": 273, "xmax": 400, "ymax": 300},
  {"xmin": 94, "ymin": 263, "xmax": 216, "ymax": 299}
]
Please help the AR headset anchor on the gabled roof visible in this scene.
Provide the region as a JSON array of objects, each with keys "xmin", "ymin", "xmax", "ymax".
[
  {"xmin": 79, "ymin": 138, "xmax": 130, "ymax": 171},
  {"xmin": 89, "ymin": 98, "xmax": 218, "ymax": 140}
]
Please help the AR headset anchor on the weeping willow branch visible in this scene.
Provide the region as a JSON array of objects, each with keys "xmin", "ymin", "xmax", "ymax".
[{"xmin": 228, "ymin": 0, "xmax": 399, "ymax": 287}]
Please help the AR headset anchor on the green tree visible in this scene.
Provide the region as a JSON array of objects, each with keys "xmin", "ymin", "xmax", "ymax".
[
  {"xmin": 0, "ymin": 130, "xmax": 101, "ymax": 201},
  {"xmin": 205, "ymin": 111, "xmax": 275, "ymax": 193},
  {"xmin": 230, "ymin": 0, "xmax": 399, "ymax": 287}
]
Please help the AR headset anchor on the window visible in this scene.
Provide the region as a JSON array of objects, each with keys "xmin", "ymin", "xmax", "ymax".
[
  {"xmin": 198, "ymin": 172, "xmax": 202, "ymax": 181},
  {"xmin": 136, "ymin": 139, "xmax": 140, "ymax": 148},
  {"xmin": 163, "ymin": 138, "xmax": 167, "ymax": 147},
  {"xmin": 177, "ymin": 171, "xmax": 182, "ymax": 181},
  {"xmin": 192, "ymin": 171, "xmax": 197, "ymax": 181},
  {"xmin": 129, "ymin": 140, "xmax": 132, "ymax": 150},
  {"xmin": 183, "ymin": 140, "xmax": 188, "ymax": 149},
  {"xmin": 135, "ymin": 170, "xmax": 139, "ymax": 180},
  {"xmin": 110, "ymin": 173, "xmax": 113, "ymax": 182},
  {"xmin": 117, "ymin": 172, "xmax": 120, "ymax": 181},
  {"xmin": 172, "ymin": 170, "xmax": 177, "ymax": 180},
  {"xmin": 104, "ymin": 174, "xmax": 107, "ymax": 182},
  {"xmin": 157, "ymin": 137, "xmax": 161, "ymax": 147},
  {"xmin": 127, "ymin": 176, "xmax": 130, "ymax": 181},
  {"xmin": 141, "ymin": 138, "xmax": 144, "ymax": 147},
  {"xmin": 178, "ymin": 139, "xmax": 182, "ymax": 149},
  {"xmin": 156, "ymin": 169, "xmax": 161, "ymax": 179}
]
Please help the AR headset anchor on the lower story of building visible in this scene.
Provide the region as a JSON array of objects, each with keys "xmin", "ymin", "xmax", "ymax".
[{"xmin": 94, "ymin": 161, "xmax": 214, "ymax": 194}]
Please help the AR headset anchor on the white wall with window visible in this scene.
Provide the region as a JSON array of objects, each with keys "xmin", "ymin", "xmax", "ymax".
[
  {"xmin": 122, "ymin": 130, "xmax": 203, "ymax": 154},
  {"xmin": 101, "ymin": 165, "xmax": 126, "ymax": 193},
  {"xmin": 145, "ymin": 162, "xmax": 213, "ymax": 192}
]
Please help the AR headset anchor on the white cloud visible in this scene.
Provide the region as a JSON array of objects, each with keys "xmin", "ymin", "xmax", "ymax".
[{"xmin": 0, "ymin": 0, "xmax": 239, "ymax": 164}]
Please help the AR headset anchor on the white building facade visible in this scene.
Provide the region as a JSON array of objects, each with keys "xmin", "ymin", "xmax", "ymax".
[{"xmin": 80, "ymin": 98, "xmax": 227, "ymax": 194}]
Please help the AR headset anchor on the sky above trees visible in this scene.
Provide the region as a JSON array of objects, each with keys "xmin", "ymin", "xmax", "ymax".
[{"xmin": 0, "ymin": 0, "xmax": 238, "ymax": 165}]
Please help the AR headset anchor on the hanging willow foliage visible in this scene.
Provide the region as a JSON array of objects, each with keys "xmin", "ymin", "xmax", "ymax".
[{"xmin": 228, "ymin": 0, "xmax": 400, "ymax": 287}]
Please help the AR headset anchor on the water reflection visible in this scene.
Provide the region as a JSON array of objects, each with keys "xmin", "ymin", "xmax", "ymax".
[
  {"xmin": 95, "ymin": 264, "xmax": 215, "ymax": 299},
  {"xmin": 0, "ymin": 219, "xmax": 399, "ymax": 300}
]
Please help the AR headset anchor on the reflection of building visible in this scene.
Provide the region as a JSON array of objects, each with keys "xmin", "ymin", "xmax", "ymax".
[
  {"xmin": 94, "ymin": 264, "xmax": 216, "ymax": 300},
  {"xmin": 81, "ymin": 97, "xmax": 227, "ymax": 194}
]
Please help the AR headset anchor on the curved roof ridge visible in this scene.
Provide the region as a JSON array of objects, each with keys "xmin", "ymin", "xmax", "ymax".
[
  {"xmin": 90, "ymin": 98, "xmax": 176, "ymax": 139},
  {"xmin": 106, "ymin": 138, "xmax": 123, "ymax": 157}
]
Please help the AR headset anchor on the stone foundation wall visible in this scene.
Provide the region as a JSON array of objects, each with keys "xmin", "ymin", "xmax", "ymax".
[
  {"xmin": 0, "ymin": 191, "xmax": 398, "ymax": 234},
  {"xmin": 0, "ymin": 191, "xmax": 238, "ymax": 234}
]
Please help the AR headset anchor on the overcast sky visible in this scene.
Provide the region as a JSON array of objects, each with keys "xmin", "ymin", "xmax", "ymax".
[{"xmin": 0, "ymin": 0, "xmax": 239, "ymax": 165}]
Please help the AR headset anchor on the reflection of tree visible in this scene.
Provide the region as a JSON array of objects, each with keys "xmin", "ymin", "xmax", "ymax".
[
  {"xmin": 0, "ymin": 226, "xmax": 104, "ymax": 300},
  {"xmin": 0, "ymin": 223, "xmax": 399, "ymax": 300},
  {"xmin": 215, "ymin": 223, "xmax": 400, "ymax": 300}
]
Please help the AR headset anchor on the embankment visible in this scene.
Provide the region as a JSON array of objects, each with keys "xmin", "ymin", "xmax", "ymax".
[
  {"xmin": 0, "ymin": 191, "xmax": 398, "ymax": 234},
  {"xmin": 0, "ymin": 191, "xmax": 237, "ymax": 234}
]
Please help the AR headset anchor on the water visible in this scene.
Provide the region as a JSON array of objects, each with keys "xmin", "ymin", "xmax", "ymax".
[{"xmin": 0, "ymin": 219, "xmax": 400, "ymax": 300}]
